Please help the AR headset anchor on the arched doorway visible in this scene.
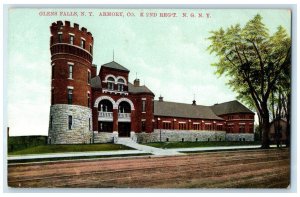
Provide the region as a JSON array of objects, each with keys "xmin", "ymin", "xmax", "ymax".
[
  {"xmin": 98, "ymin": 99, "xmax": 113, "ymax": 132},
  {"xmin": 118, "ymin": 101, "xmax": 131, "ymax": 137}
]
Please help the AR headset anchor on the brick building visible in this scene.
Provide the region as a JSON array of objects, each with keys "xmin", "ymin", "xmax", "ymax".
[{"xmin": 48, "ymin": 21, "xmax": 255, "ymax": 144}]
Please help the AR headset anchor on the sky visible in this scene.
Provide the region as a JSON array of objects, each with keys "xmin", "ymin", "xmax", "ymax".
[{"xmin": 7, "ymin": 8, "xmax": 291, "ymax": 136}]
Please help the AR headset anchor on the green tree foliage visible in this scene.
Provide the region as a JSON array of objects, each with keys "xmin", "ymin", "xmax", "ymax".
[{"xmin": 208, "ymin": 14, "xmax": 291, "ymax": 148}]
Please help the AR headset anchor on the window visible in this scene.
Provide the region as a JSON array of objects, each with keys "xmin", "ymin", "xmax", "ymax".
[
  {"xmin": 179, "ymin": 123, "xmax": 186, "ymax": 130},
  {"xmin": 227, "ymin": 125, "xmax": 234, "ymax": 132},
  {"xmin": 58, "ymin": 34, "xmax": 62, "ymax": 43},
  {"xmin": 68, "ymin": 64, "xmax": 73, "ymax": 79},
  {"xmin": 142, "ymin": 121, "xmax": 146, "ymax": 131},
  {"xmin": 228, "ymin": 115, "xmax": 234, "ymax": 120},
  {"xmin": 117, "ymin": 78, "xmax": 125, "ymax": 91},
  {"xmin": 205, "ymin": 124, "xmax": 212, "ymax": 130},
  {"xmin": 142, "ymin": 100, "xmax": 146, "ymax": 112},
  {"xmin": 193, "ymin": 124, "xmax": 200, "ymax": 130},
  {"xmin": 87, "ymin": 93, "xmax": 90, "ymax": 108},
  {"xmin": 69, "ymin": 35, "xmax": 74, "ymax": 45},
  {"xmin": 68, "ymin": 89, "xmax": 73, "ymax": 104},
  {"xmin": 216, "ymin": 125, "xmax": 223, "ymax": 131},
  {"xmin": 51, "ymin": 89, "xmax": 54, "ymax": 105},
  {"xmin": 80, "ymin": 39, "xmax": 85, "ymax": 48},
  {"xmin": 107, "ymin": 77, "xmax": 114, "ymax": 90},
  {"xmin": 163, "ymin": 122, "xmax": 171, "ymax": 129},
  {"xmin": 90, "ymin": 45, "xmax": 93, "ymax": 54},
  {"xmin": 50, "ymin": 116, "xmax": 53, "ymax": 130},
  {"xmin": 239, "ymin": 125, "xmax": 245, "ymax": 133},
  {"xmin": 87, "ymin": 71, "xmax": 91, "ymax": 84},
  {"xmin": 68, "ymin": 115, "xmax": 73, "ymax": 130},
  {"xmin": 89, "ymin": 118, "xmax": 91, "ymax": 131}
]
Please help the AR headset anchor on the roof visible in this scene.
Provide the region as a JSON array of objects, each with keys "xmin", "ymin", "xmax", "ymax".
[
  {"xmin": 101, "ymin": 61, "xmax": 130, "ymax": 72},
  {"xmin": 154, "ymin": 101, "xmax": 223, "ymax": 120},
  {"xmin": 210, "ymin": 100, "xmax": 254, "ymax": 115},
  {"xmin": 128, "ymin": 82, "xmax": 154, "ymax": 95},
  {"xmin": 91, "ymin": 76, "xmax": 102, "ymax": 88}
]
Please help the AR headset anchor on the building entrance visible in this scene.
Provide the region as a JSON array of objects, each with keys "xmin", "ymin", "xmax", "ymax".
[
  {"xmin": 118, "ymin": 122, "xmax": 131, "ymax": 137},
  {"xmin": 98, "ymin": 121, "xmax": 113, "ymax": 132}
]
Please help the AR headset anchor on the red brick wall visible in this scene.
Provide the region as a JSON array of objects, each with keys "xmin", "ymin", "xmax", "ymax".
[
  {"xmin": 91, "ymin": 90, "xmax": 154, "ymax": 133},
  {"xmin": 219, "ymin": 113, "xmax": 254, "ymax": 133},
  {"xmin": 50, "ymin": 21, "xmax": 93, "ymax": 107},
  {"xmin": 154, "ymin": 116, "xmax": 226, "ymax": 131}
]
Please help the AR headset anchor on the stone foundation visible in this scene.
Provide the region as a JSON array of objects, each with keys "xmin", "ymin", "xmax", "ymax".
[
  {"xmin": 134, "ymin": 130, "xmax": 254, "ymax": 143},
  {"xmin": 134, "ymin": 129, "xmax": 226, "ymax": 143},
  {"xmin": 226, "ymin": 133, "xmax": 254, "ymax": 141},
  {"xmin": 93, "ymin": 131, "xmax": 118, "ymax": 143},
  {"xmin": 48, "ymin": 104, "xmax": 93, "ymax": 144}
]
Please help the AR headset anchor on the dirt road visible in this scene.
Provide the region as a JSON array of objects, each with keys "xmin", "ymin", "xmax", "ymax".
[{"xmin": 8, "ymin": 148, "xmax": 290, "ymax": 188}]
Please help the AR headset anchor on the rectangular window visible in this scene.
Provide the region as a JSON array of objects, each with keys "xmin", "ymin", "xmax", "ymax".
[
  {"xmin": 68, "ymin": 64, "xmax": 73, "ymax": 79},
  {"xmin": 179, "ymin": 123, "xmax": 186, "ymax": 130},
  {"xmin": 118, "ymin": 84, "xmax": 124, "ymax": 91},
  {"xmin": 142, "ymin": 100, "xmax": 146, "ymax": 112},
  {"xmin": 69, "ymin": 35, "xmax": 74, "ymax": 45},
  {"xmin": 58, "ymin": 34, "xmax": 62, "ymax": 43},
  {"xmin": 193, "ymin": 124, "xmax": 200, "ymax": 130},
  {"xmin": 90, "ymin": 45, "xmax": 93, "ymax": 54},
  {"xmin": 68, "ymin": 89, "xmax": 73, "ymax": 104},
  {"xmin": 217, "ymin": 125, "xmax": 223, "ymax": 131},
  {"xmin": 205, "ymin": 124, "xmax": 212, "ymax": 130},
  {"xmin": 108, "ymin": 82, "xmax": 114, "ymax": 90},
  {"xmin": 50, "ymin": 116, "xmax": 53, "ymax": 130},
  {"xmin": 142, "ymin": 121, "xmax": 146, "ymax": 131},
  {"xmin": 89, "ymin": 118, "xmax": 91, "ymax": 131},
  {"xmin": 87, "ymin": 93, "xmax": 90, "ymax": 108},
  {"xmin": 51, "ymin": 89, "xmax": 54, "ymax": 105},
  {"xmin": 87, "ymin": 71, "xmax": 91, "ymax": 84},
  {"xmin": 163, "ymin": 122, "xmax": 171, "ymax": 129},
  {"xmin": 80, "ymin": 39, "xmax": 85, "ymax": 48},
  {"xmin": 68, "ymin": 115, "xmax": 72, "ymax": 130},
  {"xmin": 239, "ymin": 125, "xmax": 245, "ymax": 133}
]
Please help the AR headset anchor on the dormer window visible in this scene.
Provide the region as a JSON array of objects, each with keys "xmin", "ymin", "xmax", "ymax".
[
  {"xmin": 107, "ymin": 77, "xmax": 115, "ymax": 90},
  {"xmin": 117, "ymin": 78, "xmax": 125, "ymax": 91}
]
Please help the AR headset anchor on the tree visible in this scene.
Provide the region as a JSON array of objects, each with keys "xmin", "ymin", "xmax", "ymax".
[{"xmin": 208, "ymin": 14, "xmax": 291, "ymax": 148}]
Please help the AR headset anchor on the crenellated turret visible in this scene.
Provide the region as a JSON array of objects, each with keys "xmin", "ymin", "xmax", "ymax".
[{"xmin": 48, "ymin": 21, "xmax": 94, "ymax": 144}]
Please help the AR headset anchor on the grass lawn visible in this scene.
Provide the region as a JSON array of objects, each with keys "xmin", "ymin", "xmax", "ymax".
[
  {"xmin": 143, "ymin": 141, "xmax": 261, "ymax": 149},
  {"xmin": 8, "ymin": 144, "xmax": 134, "ymax": 156}
]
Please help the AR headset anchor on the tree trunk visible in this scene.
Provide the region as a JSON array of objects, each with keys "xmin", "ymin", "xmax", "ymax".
[{"xmin": 261, "ymin": 102, "xmax": 270, "ymax": 149}]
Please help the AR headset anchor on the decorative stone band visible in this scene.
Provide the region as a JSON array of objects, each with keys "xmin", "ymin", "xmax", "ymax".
[
  {"xmin": 94, "ymin": 96, "xmax": 135, "ymax": 110},
  {"xmin": 48, "ymin": 104, "xmax": 92, "ymax": 144}
]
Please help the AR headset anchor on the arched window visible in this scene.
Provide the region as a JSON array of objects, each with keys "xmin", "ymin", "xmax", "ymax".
[
  {"xmin": 117, "ymin": 78, "xmax": 125, "ymax": 91},
  {"xmin": 107, "ymin": 77, "xmax": 115, "ymax": 90}
]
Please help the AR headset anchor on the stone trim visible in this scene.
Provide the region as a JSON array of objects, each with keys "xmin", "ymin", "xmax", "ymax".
[
  {"xmin": 115, "ymin": 97, "xmax": 135, "ymax": 110},
  {"xmin": 94, "ymin": 95, "xmax": 117, "ymax": 109}
]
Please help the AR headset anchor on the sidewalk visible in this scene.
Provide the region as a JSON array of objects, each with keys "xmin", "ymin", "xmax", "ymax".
[{"xmin": 8, "ymin": 142, "xmax": 277, "ymax": 162}]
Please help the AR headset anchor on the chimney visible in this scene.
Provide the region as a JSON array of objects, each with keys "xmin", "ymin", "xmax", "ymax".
[
  {"xmin": 134, "ymin": 79, "xmax": 140, "ymax": 87},
  {"xmin": 159, "ymin": 95, "xmax": 164, "ymax": 102},
  {"xmin": 192, "ymin": 100, "xmax": 196, "ymax": 105}
]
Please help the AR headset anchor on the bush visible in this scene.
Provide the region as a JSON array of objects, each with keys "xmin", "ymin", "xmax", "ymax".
[{"xmin": 8, "ymin": 136, "xmax": 48, "ymax": 152}]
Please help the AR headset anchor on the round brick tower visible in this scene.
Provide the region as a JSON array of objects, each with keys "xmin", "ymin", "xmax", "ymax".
[{"xmin": 48, "ymin": 21, "xmax": 94, "ymax": 144}]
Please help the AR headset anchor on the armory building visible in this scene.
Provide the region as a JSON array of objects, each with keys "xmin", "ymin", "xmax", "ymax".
[{"xmin": 48, "ymin": 21, "xmax": 255, "ymax": 144}]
